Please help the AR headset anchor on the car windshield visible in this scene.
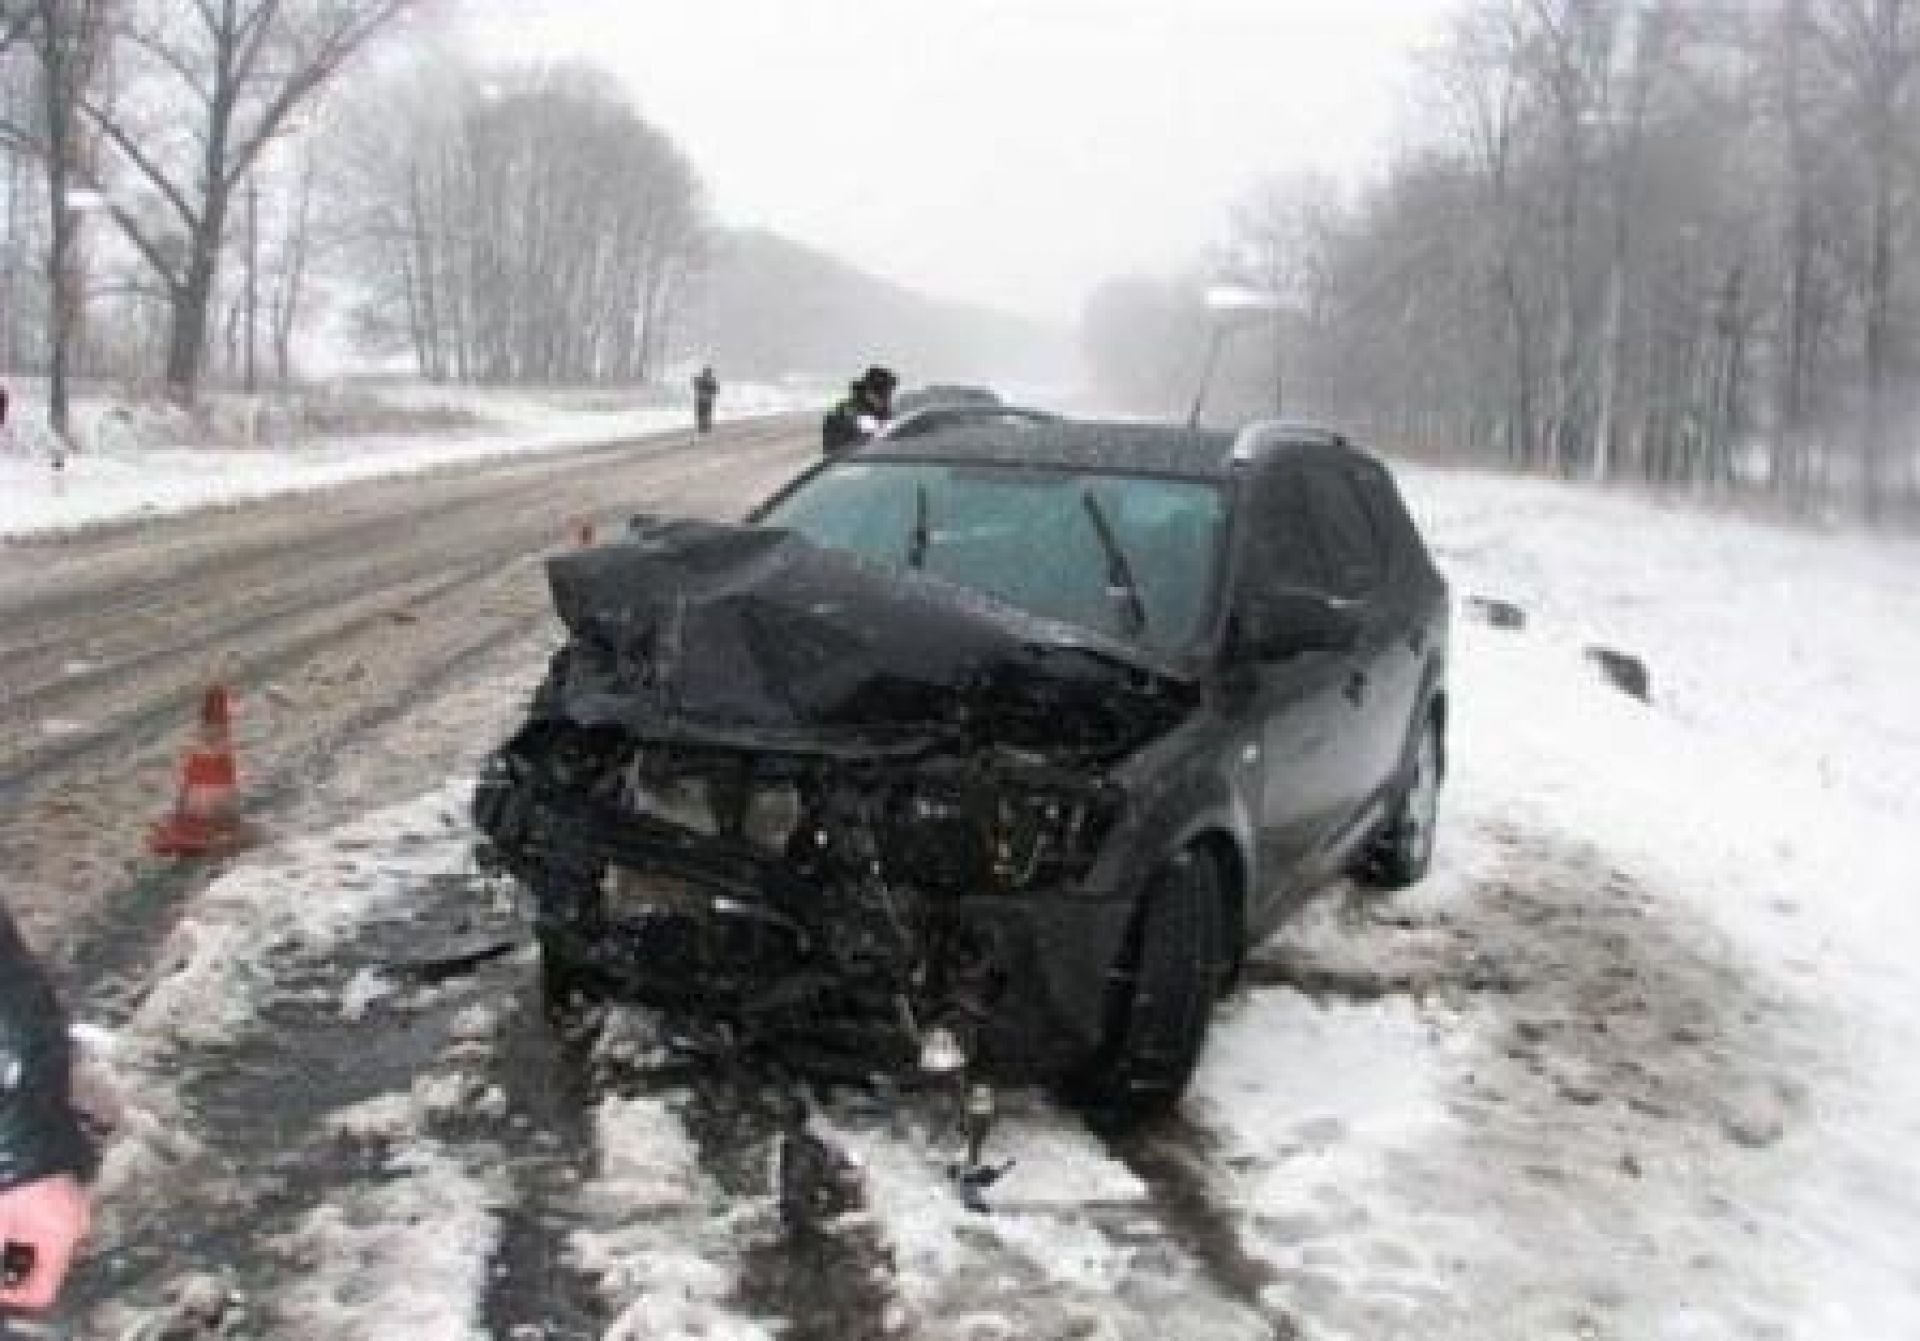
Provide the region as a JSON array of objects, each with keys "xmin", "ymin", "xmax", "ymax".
[{"xmin": 760, "ymin": 460, "xmax": 1226, "ymax": 655}]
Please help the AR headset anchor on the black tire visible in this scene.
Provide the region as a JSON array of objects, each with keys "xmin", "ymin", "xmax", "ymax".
[
  {"xmin": 1076, "ymin": 847, "xmax": 1225, "ymax": 1120},
  {"xmin": 1358, "ymin": 713, "xmax": 1443, "ymax": 892}
]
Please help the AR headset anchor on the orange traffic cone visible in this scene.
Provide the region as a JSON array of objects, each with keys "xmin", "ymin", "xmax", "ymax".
[{"xmin": 148, "ymin": 682, "xmax": 247, "ymax": 857}]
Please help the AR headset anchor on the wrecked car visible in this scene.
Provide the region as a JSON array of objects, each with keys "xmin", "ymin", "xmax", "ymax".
[{"xmin": 475, "ymin": 417, "xmax": 1449, "ymax": 1115}]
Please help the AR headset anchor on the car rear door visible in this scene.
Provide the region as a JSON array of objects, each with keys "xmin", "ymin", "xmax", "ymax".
[{"xmin": 1297, "ymin": 461, "xmax": 1419, "ymax": 810}]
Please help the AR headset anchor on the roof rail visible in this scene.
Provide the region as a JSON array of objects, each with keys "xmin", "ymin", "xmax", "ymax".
[
  {"xmin": 876, "ymin": 404, "xmax": 1060, "ymax": 441},
  {"xmin": 1228, "ymin": 419, "xmax": 1348, "ymax": 464}
]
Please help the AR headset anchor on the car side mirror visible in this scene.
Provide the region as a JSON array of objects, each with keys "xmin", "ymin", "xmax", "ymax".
[{"xmin": 1231, "ymin": 587, "xmax": 1359, "ymax": 662}]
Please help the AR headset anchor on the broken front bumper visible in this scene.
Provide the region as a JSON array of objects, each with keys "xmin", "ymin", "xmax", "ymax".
[{"xmin": 477, "ymin": 754, "xmax": 1137, "ymax": 1083}]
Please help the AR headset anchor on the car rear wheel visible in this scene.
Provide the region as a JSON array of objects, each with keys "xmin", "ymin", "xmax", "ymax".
[
  {"xmin": 1075, "ymin": 846, "xmax": 1225, "ymax": 1120},
  {"xmin": 1358, "ymin": 713, "xmax": 1442, "ymax": 891}
]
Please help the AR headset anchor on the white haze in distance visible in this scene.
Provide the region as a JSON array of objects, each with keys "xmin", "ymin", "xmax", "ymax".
[{"xmin": 456, "ymin": 0, "xmax": 1443, "ymax": 324}]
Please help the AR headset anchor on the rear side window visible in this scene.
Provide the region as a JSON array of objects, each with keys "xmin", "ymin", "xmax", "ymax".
[
  {"xmin": 1352, "ymin": 463, "xmax": 1423, "ymax": 573},
  {"xmin": 1300, "ymin": 466, "xmax": 1387, "ymax": 599}
]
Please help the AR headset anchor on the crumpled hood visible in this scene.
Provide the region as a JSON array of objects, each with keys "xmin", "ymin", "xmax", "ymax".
[{"xmin": 536, "ymin": 516, "xmax": 1198, "ymax": 760}]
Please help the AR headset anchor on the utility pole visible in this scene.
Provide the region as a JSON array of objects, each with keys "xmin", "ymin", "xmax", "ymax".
[
  {"xmin": 1271, "ymin": 307, "xmax": 1286, "ymax": 416},
  {"xmin": 3, "ymin": 85, "xmax": 20, "ymax": 374},
  {"xmin": 244, "ymin": 173, "xmax": 259, "ymax": 394}
]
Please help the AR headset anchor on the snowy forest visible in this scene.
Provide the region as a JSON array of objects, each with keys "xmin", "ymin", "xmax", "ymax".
[
  {"xmin": 7, "ymin": 0, "xmax": 1920, "ymax": 521},
  {"xmin": 1085, "ymin": 0, "xmax": 1920, "ymax": 519},
  {"xmin": 0, "ymin": 1, "xmax": 709, "ymax": 429}
]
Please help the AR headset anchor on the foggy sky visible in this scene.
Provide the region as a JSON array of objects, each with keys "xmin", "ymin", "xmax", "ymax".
[{"xmin": 457, "ymin": 0, "xmax": 1442, "ymax": 326}]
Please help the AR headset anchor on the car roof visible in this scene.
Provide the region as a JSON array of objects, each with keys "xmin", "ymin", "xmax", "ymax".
[{"xmin": 859, "ymin": 416, "xmax": 1362, "ymax": 481}]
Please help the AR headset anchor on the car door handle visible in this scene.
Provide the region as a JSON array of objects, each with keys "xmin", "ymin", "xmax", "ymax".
[{"xmin": 1344, "ymin": 668, "xmax": 1368, "ymax": 705}]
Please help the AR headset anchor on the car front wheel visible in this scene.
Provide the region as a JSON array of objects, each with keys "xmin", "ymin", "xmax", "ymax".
[{"xmin": 1075, "ymin": 846, "xmax": 1225, "ymax": 1120}]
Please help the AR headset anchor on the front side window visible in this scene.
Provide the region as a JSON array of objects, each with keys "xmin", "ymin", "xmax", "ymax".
[
  {"xmin": 1244, "ymin": 468, "xmax": 1331, "ymax": 593},
  {"xmin": 1301, "ymin": 466, "xmax": 1388, "ymax": 598},
  {"xmin": 759, "ymin": 461, "xmax": 1228, "ymax": 654}
]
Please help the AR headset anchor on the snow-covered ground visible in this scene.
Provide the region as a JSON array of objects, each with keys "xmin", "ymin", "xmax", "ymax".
[
  {"xmin": 1385, "ymin": 464, "xmax": 1920, "ymax": 1337},
  {"xmin": 0, "ymin": 381, "xmax": 814, "ymax": 539},
  {"xmin": 68, "ymin": 461, "xmax": 1920, "ymax": 1338}
]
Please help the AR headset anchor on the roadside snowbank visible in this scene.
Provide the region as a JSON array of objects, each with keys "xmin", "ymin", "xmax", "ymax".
[
  {"xmin": 1379, "ymin": 462, "xmax": 1920, "ymax": 1336},
  {"xmin": 0, "ymin": 381, "xmax": 810, "ymax": 539}
]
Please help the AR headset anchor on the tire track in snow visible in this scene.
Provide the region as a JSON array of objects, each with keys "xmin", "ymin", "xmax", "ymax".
[
  {"xmin": 64, "ymin": 801, "xmax": 524, "ymax": 1338},
  {"xmin": 0, "ymin": 427, "xmax": 808, "ymax": 796},
  {"xmin": 57, "ymin": 612, "xmax": 542, "ymax": 1017},
  {"xmin": 576, "ymin": 1031, "xmax": 904, "ymax": 1340},
  {"xmin": 478, "ymin": 981, "xmax": 610, "ymax": 1341},
  {"xmin": 715, "ymin": 1083, "xmax": 902, "ymax": 1340},
  {"xmin": 5, "ymin": 423, "xmax": 815, "ymax": 962},
  {"xmin": 1179, "ymin": 821, "xmax": 1817, "ymax": 1338},
  {"xmin": 817, "ymin": 1089, "xmax": 1275, "ymax": 1340},
  {"xmin": 1097, "ymin": 1115, "xmax": 1302, "ymax": 1339}
]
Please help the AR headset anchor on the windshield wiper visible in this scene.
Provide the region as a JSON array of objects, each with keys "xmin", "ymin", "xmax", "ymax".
[
  {"xmin": 907, "ymin": 482, "xmax": 932, "ymax": 569},
  {"xmin": 1080, "ymin": 491, "xmax": 1148, "ymax": 637}
]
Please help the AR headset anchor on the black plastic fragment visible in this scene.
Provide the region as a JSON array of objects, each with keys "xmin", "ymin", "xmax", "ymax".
[
  {"xmin": 397, "ymin": 936, "xmax": 524, "ymax": 985},
  {"xmin": 1586, "ymin": 645, "xmax": 1652, "ymax": 702}
]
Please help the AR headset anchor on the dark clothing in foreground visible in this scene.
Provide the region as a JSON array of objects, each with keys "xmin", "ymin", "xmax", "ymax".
[{"xmin": 0, "ymin": 909, "xmax": 91, "ymax": 1193}]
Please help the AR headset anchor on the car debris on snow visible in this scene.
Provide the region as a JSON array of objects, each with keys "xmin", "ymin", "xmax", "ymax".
[
  {"xmin": 1465, "ymin": 594, "xmax": 1527, "ymax": 630},
  {"xmin": 1585, "ymin": 645, "xmax": 1652, "ymax": 702}
]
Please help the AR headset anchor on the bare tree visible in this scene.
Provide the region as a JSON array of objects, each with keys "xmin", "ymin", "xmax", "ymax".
[
  {"xmin": 1225, "ymin": 171, "xmax": 1342, "ymax": 416},
  {"xmin": 1431, "ymin": 0, "xmax": 1542, "ymax": 464},
  {"xmin": 1817, "ymin": 0, "xmax": 1917, "ymax": 517},
  {"xmin": 332, "ymin": 60, "xmax": 708, "ymax": 386},
  {"xmin": 78, "ymin": 0, "xmax": 410, "ymax": 404},
  {"xmin": 268, "ymin": 143, "xmax": 316, "ymax": 384},
  {"xmin": 0, "ymin": 0, "xmax": 107, "ymax": 442},
  {"xmin": 1132, "ymin": 0, "xmax": 1920, "ymax": 520}
]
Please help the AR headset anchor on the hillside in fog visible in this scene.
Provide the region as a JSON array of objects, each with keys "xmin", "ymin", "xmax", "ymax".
[{"xmin": 678, "ymin": 228, "xmax": 1073, "ymax": 388}]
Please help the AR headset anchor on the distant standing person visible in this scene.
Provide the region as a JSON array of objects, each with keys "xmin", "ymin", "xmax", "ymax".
[
  {"xmin": 822, "ymin": 365, "xmax": 898, "ymax": 455},
  {"xmin": 0, "ymin": 903, "xmax": 93, "ymax": 1317},
  {"xmin": 693, "ymin": 366, "xmax": 719, "ymax": 435}
]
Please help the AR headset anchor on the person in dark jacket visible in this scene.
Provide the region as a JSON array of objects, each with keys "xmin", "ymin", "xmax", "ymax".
[
  {"xmin": 821, "ymin": 365, "xmax": 898, "ymax": 454},
  {"xmin": 0, "ymin": 906, "xmax": 92, "ymax": 1315},
  {"xmin": 692, "ymin": 366, "xmax": 719, "ymax": 435}
]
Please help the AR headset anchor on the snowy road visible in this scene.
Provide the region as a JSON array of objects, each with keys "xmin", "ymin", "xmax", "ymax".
[
  {"xmin": 0, "ymin": 417, "xmax": 813, "ymax": 962},
  {"xmin": 11, "ymin": 457, "xmax": 1920, "ymax": 1338}
]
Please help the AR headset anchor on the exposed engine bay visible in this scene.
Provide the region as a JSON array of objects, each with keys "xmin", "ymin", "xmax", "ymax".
[{"xmin": 477, "ymin": 723, "xmax": 1124, "ymax": 1072}]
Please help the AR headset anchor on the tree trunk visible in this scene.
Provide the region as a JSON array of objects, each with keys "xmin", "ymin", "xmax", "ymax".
[
  {"xmin": 1856, "ymin": 0, "xmax": 1909, "ymax": 522},
  {"xmin": 1862, "ymin": 121, "xmax": 1894, "ymax": 520},
  {"xmin": 39, "ymin": 0, "xmax": 82, "ymax": 445},
  {"xmin": 45, "ymin": 148, "xmax": 75, "ymax": 444},
  {"xmin": 165, "ymin": 114, "xmax": 232, "ymax": 405}
]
